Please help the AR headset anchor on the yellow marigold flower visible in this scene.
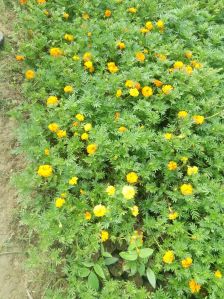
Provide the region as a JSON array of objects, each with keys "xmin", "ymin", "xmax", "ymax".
[
  {"xmin": 131, "ymin": 205, "xmax": 139, "ymax": 217},
  {"xmin": 153, "ymin": 79, "xmax": 163, "ymax": 87},
  {"xmin": 87, "ymin": 32, "xmax": 92, "ymax": 37},
  {"xmin": 55, "ymin": 197, "xmax": 65, "ymax": 208},
  {"xmin": 93, "ymin": 204, "xmax": 107, "ymax": 217},
  {"xmin": 142, "ymin": 86, "xmax": 153, "ymax": 97},
  {"xmin": 156, "ymin": 19, "xmax": 165, "ymax": 31},
  {"xmin": 180, "ymin": 184, "xmax": 193, "ymax": 196},
  {"xmin": 114, "ymin": 112, "xmax": 120, "ymax": 121},
  {"xmin": 125, "ymin": 80, "xmax": 134, "ymax": 88},
  {"xmin": 181, "ymin": 156, "xmax": 188, "ymax": 163},
  {"xmin": 87, "ymin": 143, "xmax": 97, "ymax": 155},
  {"xmin": 83, "ymin": 52, "xmax": 92, "ymax": 62},
  {"xmin": 64, "ymin": 85, "xmax": 73, "ymax": 93},
  {"xmin": 37, "ymin": 0, "xmax": 46, "ymax": 4},
  {"xmin": 128, "ymin": 7, "xmax": 137, "ymax": 13},
  {"xmin": 116, "ymin": 89, "xmax": 122, "ymax": 97},
  {"xmin": 126, "ymin": 172, "xmax": 138, "ymax": 184},
  {"xmin": 69, "ymin": 176, "xmax": 78, "ymax": 185},
  {"xmin": 81, "ymin": 133, "xmax": 89, "ymax": 140},
  {"xmin": 84, "ymin": 123, "xmax": 92, "ymax": 131},
  {"xmin": 167, "ymin": 161, "xmax": 177, "ymax": 171},
  {"xmin": 57, "ymin": 130, "xmax": 67, "ymax": 138},
  {"xmin": 37, "ymin": 164, "xmax": 53, "ymax": 177},
  {"xmin": 47, "ymin": 96, "xmax": 59, "ymax": 106},
  {"xmin": 76, "ymin": 113, "xmax": 85, "ymax": 122},
  {"xmin": 48, "ymin": 123, "xmax": 59, "ymax": 132},
  {"xmin": 185, "ymin": 65, "xmax": 193, "ymax": 75},
  {"xmin": 85, "ymin": 211, "xmax": 91, "ymax": 220},
  {"xmin": 192, "ymin": 115, "xmax": 205, "ymax": 125},
  {"xmin": 84, "ymin": 61, "xmax": 93, "ymax": 69},
  {"xmin": 214, "ymin": 270, "xmax": 222, "ymax": 279},
  {"xmin": 185, "ymin": 51, "xmax": 193, "ymax": 59},
  {"xmin": 72, "ymin": 55, "xmax": 80, "ymax": 61},
  {"xmin": 16, "ymin": 55, "xmax": 25, "ymax": 61},
  {"xmin": 155, "ymin": 53, "xmax": 167, "ymax": 61},
  {"xmin": 106, "ymin": 185, "xmax": 116, "ymax": 196},
  {"xmin": 163, "ymin": 250, "xmax": 174, "ymax": 264},
  {"xmin": 145, "ymin": 21, "xmax": 153, "ymax": 30},
  {"xmin": 191, "ymin": 60, "xmax": 202, "ymax": 69},
  {"xmin": 135, "ymin": 52, "xmax": 145, "ymax": 62},
  {"xmin": 25, "ymin": 70, "xmax": 35, "ymax": 80},
  {"xmin": 101, "ymin": 230, "xmax": 109, "ymax": 242},
  {"xmin": 64, "ymin": 34, "xmax": 74, "ymax": 42},
  {"xmin": 118, "ymin": 126, "xmax": 127, "ymax": 133},
  {"xmin": 49, "ymin": 48, "xmax": 63, "ymax": 57},
  {"xmin": 117, "ymin": 41, "xmax": 125, "ymax": 50},
  {"xmin": 44, "ymin": 148, "xmax": 50, "ymax": 156},
  {"xmin": 107, "ymin": 62, "xmax": 119, "ymax": 73},
  {"xmin": 189, "ymin": 279, "xmax": 201, "ymax": 294},
  {"xmin": 122, "ymin": 185, "xmax": 136, "ymax": 200},
  {"xmin": 164, "ymin": 133, "xmax": 173, "ymax": 140},
  {"xmin": 63, "ymin": 12, "xmax": 69, "ymax": 19},
  {"xmin": 173, "ymin": 61, "xmax": 184, "ymax": 69},
  {"xmin": 178, "ymin": 111, "xmax": 188, "ymax": 119},
  {"xmin": 162, "ymin": 85, "xmax": 173, "ymax": 95},
  {"xmin": 181, "ymin": 257, "xmax": 193, "ymax": 268},
  {"xmin": 43, "ymin": 10, "xmax": 49, "ymax": 16},
  {"xmin": 129, "ymin": 88, "xmax": 139, "ymax": 97},
  {"xmin": 140, "ymin": 27, "xmax": 149, "ymax": 34},
  {"xmin": 187, "ymin": 166, "xmax": 198, "ymax": 176},
  {"xmin": 168, "ymin": 211, "xmax": 178, "ymax": 220},
  {"xmin": 82, "ymin": 12, "xmax": 90, "ymax": 20},
  {"xmin": 104, "ymin": 9, "xmax": 111, "ymax": 17}
]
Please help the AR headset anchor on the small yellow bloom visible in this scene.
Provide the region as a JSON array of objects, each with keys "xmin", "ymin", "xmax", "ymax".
[
  {"xmin": 163, "ymin": 250, "xmax": 174, "ymax": 264},
  {"xmin": 135, "ymin": 52, "xmax": 145, "ymax": 62},
  {"xmin": 180, "ymin": 184, "xmax": 193, "ymax": 196},
  {"xmin": 214, "ymin": 270, "xmax": 222, "ymax": 279},
  {"xmin": 82, "ymin": 12, "xmax": 90, "ymax": 20},
  {"xmin": 189, "ymin": 279, "xmax": 201, "ymax": 294},
  {"xmin": 162, "ymin": 85, "xmax": 173, "ymax": 95},
  {"xmin": 180, "ymin": 156, "xmax": 188, "ymax": 163},
  {"xmin": 104, "ymin": 9, "xmax": 111, "ymax": 17},
  {"xmin": 181, "ymin": 257, "xmax": 193, "ymax": 268},
  {"xmin": 57, "ymin": 130, "xmax": 66, "ymax": 138},
  {"xmin": 63, "ymin": 12, "xmax": 69, "ymax": 19},
  {"xmin": 178, "ymin": 111, "xmax": 188, "ymax": 119},
  {"xmin": 142, "ymin": 86, "xmax": 153, "ymax": 97},
  {"xmin": 101, "ymin": 230, "xmax": 109, "ymax": 242},
  {"xmin": 122, "ymin": 185, "xmax": 136, "ymax": 200},
  {"xmin": 84, "ymin": 60, "xmax": 93, "ymax": 69},
  {"xmin": 55, "ymin": 197, "xmax": 65, "ymax": 208},
  {"xmin": 145, "ymin": 21, "xmax": 153, "ymax": 30},
  {"xmin": 64, "ymin": 34, "xmax": 74, "ymax": 42},
  {"xmin": 116, "ymin": 89, "xmax": 122, "ymax": 97},
  {"xmin": 126, "ymin": 172, "xmax": 138, "ymax": 184},
  {"xmin": 84, "ymin": 123, "xmax": 92, "ymax": 131},
  {"xmin": 185, "ymin": 65, "xmax": 193, "ymax": 75},
  {"xmin": 72, "ymin": 55, "xmax": 80, "ymax": 61},
  {"xmin": 25, "ymin": 70, "xmax": 35, "ymax": 80},
  {"xmin": 69, "ymin": 176, "xmax": 78, "ymax": 185},
  {"xmin": 168, "ymin": 211, "xmax": 178, "ymax": 220},
  {"xmin": 37, "ymin": 165, "xmax": 53, "ymax": 177},
  {"xmin": 185, "ymin": 51, "xmax": 193, "ymax": 59},
  {"xmin": 153, "ymin": 79, "xmax": 163, "ymax": 87},
  {"xmin": 81, "ymin": 133, "xmax": 89, "ymax": 140},
  {"xmin": 44, "ymin": 148, "xmax": 50, "ymax": 156},
  {"xmin": 167, "ymin": 161, "xmax": 177, "ymax": 171},
  {"xmin": 49, "ymin": 48, "xmax": 63, "ymax": 57},
  {"xmin": 117, "ymin": 41, "xmax": 125, "ymax": 50},
  {"xmin": 87, "ymin": 32, "xmax": 92, "ymax": 37},
  {"xmin": 107, "ymin": 62, "xmax": 119, "ymax": 73},
  {"xmin": 48, "ymin": 123, "xmax": 59, "ymax": 132},
  {"xmin": 93, "ymin": 204, "xmax": 107, "ymax": 217},
  {"xmin": 131, "ymin": 205, "xmax": 139, "ymax": 217},
  {"xmin": 47, "ymin": 96, "xmax": 59, "ymax": 106},
  {"xmin": 118, "ymin": 126, "xmax": 127, "ymax": 133},
  {"xmin": 156, "ymin": 19, "xmax": 165, "ymax": 31},
  {"xmin": 87, "ymin": 143, "xmax": 97, "ymax": 155},
  {"xmin": 106, "ymin": 185, "xmax": 116, "ymax": 196},
  {"xmin": 125, "ymin": 80, "xmax": 134, "ymax": 88},
  {"xmin": 128, "ymin": 7, "xmax": 137, "ymax": 13},
  {"xmin": 191, "ymin": 60, "xmax": 202, "ymax": 69},
  {"xmin": 129, "ymin": 88, "xmax": 139, "ymax": 97},
  {"xmin": 164, "ymin": 133, "xmax": 173, "ymax": 140},
  {"xmin": 16, "ymin": 55, "xmax": 25, "ymax": 61},
  {"xmin": 174, "ymin": 61, "xmax": 184, "ymax": 69},
  {"xmin": 64, "ymin": 85, "xmax": 73, "ymax": 93},
  {"xmin": 85, "ymin": 211, "xmax": 91, "ymax": 220},
  {"xmin": 37, "ymin": 0, "xmax": 46, "ymax": 4},
  {"xmin": 192, "ymin": 115, "xmax": 205, "ymax": 125},
  {"xmin": 140, "ymin": 27, "xmax": 149, "ymax": 34},
  {"xmin": 83, "ymin": 52, "xmax": 92, "ymax": 62},
  {"xmin": 76, "ymin": 113, "xmax": 85, "ymax": 122},
  {"xmin": 187, "ymin": 166, "xmax": 198, "ymax": 176}
]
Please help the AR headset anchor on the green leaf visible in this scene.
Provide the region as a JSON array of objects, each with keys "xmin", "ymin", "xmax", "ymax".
[
  {"xmin": 88, "ymin": 272, "xmax": 99, "ymax": 290},
  {"xmin": 82, "ymin": 261, "xmax": 94, "ymax": 268},
  {"xmin": 78, "ymin": 267, "xmax": 90, "ymax": 278},
  {"xmin": 94, "ymin": 264, "xmax": 106, "ymax": 279},
  {"xmin": 146, "ymin": 268, "xmax": 156, "ymax": 288},
  {"xmin": 105, "ymin": 257, "xmax": 119, "ymax": 265},
  {"xmin": 102, "ymin": 252, "xmax": 112, "ymax": 258},
  {"xmin": 119, "ymin": 251, "xmax": 138, "ymax": 261},
  {"xmin": 139, "ymin": 248, "xmax": 154, "ymax": 259}
]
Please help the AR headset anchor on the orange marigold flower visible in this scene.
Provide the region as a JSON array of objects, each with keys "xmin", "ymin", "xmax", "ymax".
[{"xmin": 25, "ymin": 70, "xmax": 35, "ymax": 80}]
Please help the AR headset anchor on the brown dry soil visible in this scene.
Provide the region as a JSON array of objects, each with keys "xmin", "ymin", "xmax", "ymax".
[{"xmin": 0, "ymin": 6, "xmax": 27, "ymax": 299}]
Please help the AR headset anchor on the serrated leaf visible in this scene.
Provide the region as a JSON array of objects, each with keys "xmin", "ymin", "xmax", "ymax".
[
  {"xmin": 94, "ymin": 264, "xmax": 106, "ymax": 279},
  {"xmin": 78, "ymin": 267, "xmax": 90, "ymax": 278},
  {"xmin": 119, "ymin": 251, "xmax": 138, "ymax": 261},
  {"xmin": 88, "ymin": 272, "xmax": 99, "ymax": 290},
  {"xmin": 105, "ymin": 257, "xmax": 119, "ymax": 265},
  {"xmin": 139, "ymin": 248, "xmax": 153, "ymax": 259},
  {"xmin": 147, "ymin": 268, "xmax": 156, "ymax": 288}
]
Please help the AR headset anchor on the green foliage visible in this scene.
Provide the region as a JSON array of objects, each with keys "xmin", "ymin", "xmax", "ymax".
[{"xmin": 14, "ymin": 0, "xmax": 224, "ymax": 298}]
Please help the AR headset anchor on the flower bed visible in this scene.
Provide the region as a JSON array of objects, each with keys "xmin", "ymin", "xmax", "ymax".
[{"xmin": 15, "ymin": 0, "xmax": 224, "ymax": 298}]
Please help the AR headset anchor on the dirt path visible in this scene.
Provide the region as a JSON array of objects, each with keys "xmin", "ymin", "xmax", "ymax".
[{"xmin": 0, "ymin": 6, "xmax": 27, "ymax": 299}]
